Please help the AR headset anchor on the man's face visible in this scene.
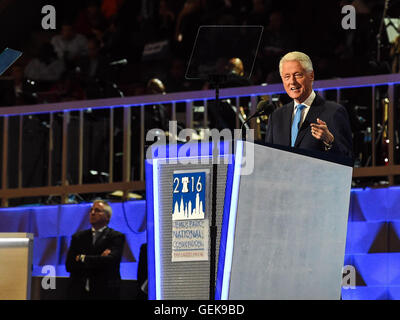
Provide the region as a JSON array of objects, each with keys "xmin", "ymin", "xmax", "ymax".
[
  {"xmin": 89, "ymin": 202, "xmax": 109, "ymax": 229},
  {"xmin": 281, "ymin": 60, "xmax": 314, "ymax": 103}
]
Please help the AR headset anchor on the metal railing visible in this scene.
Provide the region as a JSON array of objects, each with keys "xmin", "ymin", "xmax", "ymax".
[{"xmin": 0, "ymin": 73, "xmax": 399, "ymax": 206}]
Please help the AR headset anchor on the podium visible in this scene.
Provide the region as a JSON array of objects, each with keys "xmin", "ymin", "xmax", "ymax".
[
  {"xmin": 0, "ymin": 233, "xmax": 33, "ymax": 300},
  {"xmin": 219, "ymin": 141, "xmax": 352, "ymax": 299},
  {"xmin": 146, "ymin": 140, "xmax": 352, "ymax": 300}
]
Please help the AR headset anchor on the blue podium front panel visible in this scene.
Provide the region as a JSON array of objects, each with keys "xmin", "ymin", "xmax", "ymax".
[{"xmin": 145, "ymin": 141, "xmax": 232, "ymax": 300}]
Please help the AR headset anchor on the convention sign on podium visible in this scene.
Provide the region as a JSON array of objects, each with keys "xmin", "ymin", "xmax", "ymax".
[
  {"xmin": 171, "ymin": 170, "xmax": 209, "ymax": 262},
  {"xmin": 146, "ymin": 141, "xmax": 233, "ymax": 300}
]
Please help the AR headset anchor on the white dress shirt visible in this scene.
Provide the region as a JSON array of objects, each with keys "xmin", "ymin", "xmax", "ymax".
[
  {"xmin": 292, "ymin": 90, "xmax": 316, "ymax": 128},
  {"xmin": 92, "ymin": 225, "xmax": 107, "ymax": 244}
]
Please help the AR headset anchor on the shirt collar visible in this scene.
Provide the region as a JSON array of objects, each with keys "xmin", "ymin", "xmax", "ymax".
[
  {"xmin": 92, "ymin": 226, "xmax": 107, "ymax": 233},
  {"xmin": 294, "ymin": 90, "xmax": 316, "ymax": 109}
]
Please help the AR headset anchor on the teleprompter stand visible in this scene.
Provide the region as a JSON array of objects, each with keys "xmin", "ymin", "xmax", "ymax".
[{"xmin": 185, "ymin": 25, "xmax": 263, "ymax": 299}]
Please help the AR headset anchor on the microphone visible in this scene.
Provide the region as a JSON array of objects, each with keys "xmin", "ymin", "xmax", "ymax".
[
  {"xmin": 245, "ymin": 100, "xmax": 275, "ymax": 124},
  {"xmin": 109, "ymin": 58, "xmax": 128, "ymax": 66},
  {"xmin": 253, "ymin": 100, "xmax": 275, "ymax": 118},
  {"xmin": 241, "ymin": 100, "xmax": 275, "ymax": 139}
]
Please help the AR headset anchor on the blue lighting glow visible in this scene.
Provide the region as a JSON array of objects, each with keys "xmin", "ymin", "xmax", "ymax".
[
  {"xmin": 152, "ymin": 158, "xmax": 162, "ymax": 300},
  {"xmin": 341, "ymin": 186, "xmax": 400, "ymax": 300},
  {"xmin": 145, "ymin": 158, "xmax": 156, "ymax": 300},
  {"xmin": 215, "ymin": 156, "xmax": 235, "ymax": 300},
  {"xmin": 221, "ymin": 140, "xmax": 243, "ymax": 300},
  {"xmin": 0, "ymin": 201, "xmax": 146, "ymax": 280}
]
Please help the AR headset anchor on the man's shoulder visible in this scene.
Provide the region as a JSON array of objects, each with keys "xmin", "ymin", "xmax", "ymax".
[
  {"xmin": 312, "ymin": 96, "xmax": 347, "ymax": 115},
  {"xmin": 321, "ymin": 100, "xmax": 349, "ymax": 118},
  {"xmin": 273, "ymin": 101, "xmax": 293, "ymax": 115},
  {"xmin": 106, "ymin": 228, "xmax": 125, "ymax": 238},
  {"xmin": 280, "ymin": 101, "xmax": 293, "ymax": 108},
  {"xmin": 313, "ymin": 95, "xmax": 344, "ymax": 109},
  {"xmin": 72, "ymin": 229, "xmax": 91, "ymax": 239},
  {"xmin": 322, "ymin": 99, "xmax": 345, "ymax": 109}
]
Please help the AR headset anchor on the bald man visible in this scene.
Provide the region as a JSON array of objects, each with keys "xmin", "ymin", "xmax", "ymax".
[{"xmin": 66, "ymin": 200, "xmax": 125, "ymax": 300}]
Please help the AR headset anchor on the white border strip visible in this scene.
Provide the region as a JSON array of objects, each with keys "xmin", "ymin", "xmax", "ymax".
[
  {"xmin": 152, "ymin": 159, "xmax": 162, "ymax": 299},
  {"xmin": 221, "ymin": 140, "xmax": 243, "ymax": 300}
]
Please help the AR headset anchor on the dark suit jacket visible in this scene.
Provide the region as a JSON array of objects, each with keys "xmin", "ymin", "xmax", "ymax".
[
  {"xmin": 265, "ymin": 95, "xmax": 353, "ymax": 159},
  {"xmin": 136, "ymin": 243, "xmax": 148, "ymax": 300},
  {"xmin": 66, "ymin": 227, "xmax": 125, "ymax": 300}
]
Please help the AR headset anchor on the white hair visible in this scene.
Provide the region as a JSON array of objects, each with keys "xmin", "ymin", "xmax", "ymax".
[
  {"xmin": 93, "ymin": 199, "xmax": 112, "ymax": 222},
  {"xmin": 279, "ymin": 51, "xmax": 314, "ymax": 75}
]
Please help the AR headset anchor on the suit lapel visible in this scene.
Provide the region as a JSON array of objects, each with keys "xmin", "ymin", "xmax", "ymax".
[
  {"xmin": 94, "ymin": 227, "xmax": 110, "ymax": 247},
  {"xmin": 294, "ymin": 95, "xmax": 325, "ymax": 147},
  {"xmin": 283, "ymin": 102, "xmax": 294, "ymax": 146},
  {"xmin": 84, "ymin": 229, "xmax": 93, "ymax": 249},
  {"xmin": 81, "ymin": 229, "xmax": 96, "ymax": 254}
]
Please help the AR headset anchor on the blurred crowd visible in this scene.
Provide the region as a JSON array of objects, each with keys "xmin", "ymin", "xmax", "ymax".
[{"xmin": 0, "ymin": 0, "xmax": 398, "ymax": 106}]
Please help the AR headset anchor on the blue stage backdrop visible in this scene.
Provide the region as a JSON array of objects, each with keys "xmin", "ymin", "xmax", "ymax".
[
  {"xmin": 0, "ymin": 201, "xmax": 146, "ymax": 280},
  {"xmin": 342, "ymin": 186, "xmax": 400, "ymax": 300},
  {"xmin": 0, "ymin": 186, "xmax": 400, "ymax": 299}
]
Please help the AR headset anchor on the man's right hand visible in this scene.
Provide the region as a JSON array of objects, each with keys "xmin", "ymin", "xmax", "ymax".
[{"xmin": 101, "ymin": 249, "xmax": 111, "ymax": 256}]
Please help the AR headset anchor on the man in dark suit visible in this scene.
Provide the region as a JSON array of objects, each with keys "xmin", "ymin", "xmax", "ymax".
[
  {"xmin": 265, "ymin": 51, "xmax": 353, "ymax": 159},
  {"xmin": 66, "ymin": 200, "xmax": 125, "ymax": 300}
]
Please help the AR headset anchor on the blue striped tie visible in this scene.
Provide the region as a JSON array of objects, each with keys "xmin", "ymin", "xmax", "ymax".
[{"xmin": 291, "ymin": 104, "xmax": 306, "ymax": 147}]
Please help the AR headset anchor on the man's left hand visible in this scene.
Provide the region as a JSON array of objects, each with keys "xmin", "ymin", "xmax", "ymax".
[{"xmin": 310, "ymin": 118, "xmax": 334, "ymax": 145}]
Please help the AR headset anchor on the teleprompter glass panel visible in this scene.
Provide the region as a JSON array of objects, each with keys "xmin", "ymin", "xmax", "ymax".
[{"xmin": 185, "ymin": 26, "xmax": 263, "ymax": 80}]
